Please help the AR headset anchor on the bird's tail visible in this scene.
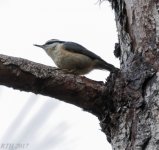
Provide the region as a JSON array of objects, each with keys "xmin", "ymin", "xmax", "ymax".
[{"xmin": 94, "ymin": 59, "xmax": 118, "ymax": 72}]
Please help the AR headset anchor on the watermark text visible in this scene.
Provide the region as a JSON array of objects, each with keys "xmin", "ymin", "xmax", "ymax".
[{"xmin": 0, "ymin": 143, "xmax": 29, "ymax": 149}]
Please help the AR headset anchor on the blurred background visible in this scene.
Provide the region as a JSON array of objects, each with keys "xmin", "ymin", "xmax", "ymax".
[{"xmin": 0, "ymin": 0, "xmax": 118, "ymax": 149}]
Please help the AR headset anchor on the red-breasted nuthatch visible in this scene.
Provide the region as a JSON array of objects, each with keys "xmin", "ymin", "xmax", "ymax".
[{"xmin": 34, "ymin": 39, "xmax": 118, "ymax": 75}]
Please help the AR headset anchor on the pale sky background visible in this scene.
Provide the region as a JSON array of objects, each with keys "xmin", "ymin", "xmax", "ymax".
[{"xmin": 0, "ymin": 0, "xmax": 118, "ymax": 150}]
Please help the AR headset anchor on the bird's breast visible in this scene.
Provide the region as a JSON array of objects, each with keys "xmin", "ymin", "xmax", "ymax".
[{"xmin": 46, "ymin": 45, "xmax": 95, "ymax": 74}]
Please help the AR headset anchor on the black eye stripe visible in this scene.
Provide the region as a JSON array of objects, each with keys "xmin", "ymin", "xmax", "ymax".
[
  {"xmin": 44, "ymin": 40, "xmax": 64, "ymax": 45},
  {"xmin": 45, "ymin": 41, "xmax": 57, "ymax": 45}
]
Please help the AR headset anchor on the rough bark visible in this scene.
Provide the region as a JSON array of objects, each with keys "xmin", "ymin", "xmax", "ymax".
[{"xmin": 99, "ymin": 0, "xmax": 159, "ymax": 149}]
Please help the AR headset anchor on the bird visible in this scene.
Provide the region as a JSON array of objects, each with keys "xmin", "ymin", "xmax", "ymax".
[{"xmin": 34, "ymin": 39, "xmax": 118, "ymax": 75}]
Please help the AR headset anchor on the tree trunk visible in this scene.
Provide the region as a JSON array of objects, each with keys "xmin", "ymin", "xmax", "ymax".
[{"xmin": 100, "ymin": 0, "xmax": 159, "ymax": 149}]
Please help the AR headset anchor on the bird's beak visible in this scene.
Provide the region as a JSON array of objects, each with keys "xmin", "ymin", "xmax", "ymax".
[{"xmin": 33, "ymin": 44, "xmax": 44, "ymax": 48}]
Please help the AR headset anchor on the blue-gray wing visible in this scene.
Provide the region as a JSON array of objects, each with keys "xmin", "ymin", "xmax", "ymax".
[{"xmin": 63, "ymin": 42, "xmax": 102, "ymax": 60}]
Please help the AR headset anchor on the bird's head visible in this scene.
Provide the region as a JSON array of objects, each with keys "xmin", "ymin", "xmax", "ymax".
[{"xmin": 34, "ymin": 39, "xmax": 64, "ymax": 51}]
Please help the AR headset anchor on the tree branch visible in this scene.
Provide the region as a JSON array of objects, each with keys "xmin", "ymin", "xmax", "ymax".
[{"xmin": 0, "ymin": 54, "xmax": 114, "ymax": 116}]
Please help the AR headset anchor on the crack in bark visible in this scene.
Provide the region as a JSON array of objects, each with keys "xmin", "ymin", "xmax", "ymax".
[{"xmin": 142, "ymin": 136, "xmax": 151, "ymax": 150}]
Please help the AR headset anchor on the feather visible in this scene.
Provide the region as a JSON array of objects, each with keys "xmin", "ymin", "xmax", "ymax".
[{"xmin": 63, "ymin": 42, "xmax": 103, "ymax": 60}]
